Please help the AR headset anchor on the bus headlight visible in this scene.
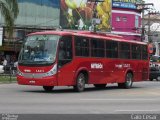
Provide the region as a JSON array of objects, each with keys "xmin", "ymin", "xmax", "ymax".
[
  {"xmin": 44, "ymin": 64, "xmax": 57, "ymax": 77},
  {"xmin": 17, "ymin": 69, "xmax": 23, "ymax": 76}
]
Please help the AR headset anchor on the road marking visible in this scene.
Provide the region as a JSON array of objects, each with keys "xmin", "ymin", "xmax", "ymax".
[
  {"xmin": 80, "ymin": 98, "xmax": 160, "ymax": 101},
  {"xmin": 149, "ymin": 92, "xmax": 160, "ymax": 96},
  {"xmin": 116, "ymin": 110, "xmax": 160, "ymax": 112}
]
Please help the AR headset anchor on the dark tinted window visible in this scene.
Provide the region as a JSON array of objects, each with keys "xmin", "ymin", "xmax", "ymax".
[
  {"xmin": 142, "ymin": 45, "xmax": 148, "ymax": 60},
  {"xmin": 75, "ymin": 36, "xmax": 89, "ymax": 57},
  {"xmin": 106, "ymin": 41, "xmax": 118, "ymax": 58},
  {"xmin": 119, "ymin": 42, "xmax": 130, "ymax": 59},
  {"xmin": 131, "ymin": 44, "xmax": 141, "ymax": 59},
  {"xmin": 58, "ymin": 36, "xmax": 73, "ymax": 67},
  {"xmin": 91, "ymin": 39, "xmax": 105, "ymax": 57}
]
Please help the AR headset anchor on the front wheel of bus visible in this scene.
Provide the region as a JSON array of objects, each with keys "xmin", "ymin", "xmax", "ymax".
[
  {"xmin": 43, "ymin": 86, "xmax": 54, "ymax": 92},
  {"xmin": 118, "ymin": 73, "xmax": 133, "ymax": 89},
  {"xmin": 74, "ymin": 73, "xmax": 86, "ymax": 92}
]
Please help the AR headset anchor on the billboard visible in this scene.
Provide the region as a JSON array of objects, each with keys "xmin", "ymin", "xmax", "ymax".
[
  {"xmin": 112, "ymin": 0, "xmax": 142, "ymax": 9},
  {"xmin": 18, "ymin": 0, "xmax": 60, "ymax": 8},
  {"xmin": 60, "ymin": 0, "xmax": 112, "ymax": 32}
]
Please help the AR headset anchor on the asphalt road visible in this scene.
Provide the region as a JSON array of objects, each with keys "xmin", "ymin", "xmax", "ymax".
[{"xmin": 0, "ymin": 81, "xmax": 160, "ymax": 114}]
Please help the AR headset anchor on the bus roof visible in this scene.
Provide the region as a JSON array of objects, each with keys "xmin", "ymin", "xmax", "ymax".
[
  {"xmin": 28, "ymin": 30, "xmax": 73, "ymax": 36},
  {"xmin": 28, "ymin": 30, "xmax": 147, "ymax": 45}
]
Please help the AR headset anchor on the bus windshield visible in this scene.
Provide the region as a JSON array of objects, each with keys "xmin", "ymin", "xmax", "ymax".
[{"xmin": 18, "ymin": 35, "xmax": 60, "ymax": 65}]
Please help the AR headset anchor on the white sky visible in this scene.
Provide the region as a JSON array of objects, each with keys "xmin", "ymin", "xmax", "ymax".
[
  {"xmin": 143, "ymin": 0, "xmax": 160, "ymax": 12},
  {"xmin": 143, "ymin": 0, "xmax": 160, "ymax": 32}
]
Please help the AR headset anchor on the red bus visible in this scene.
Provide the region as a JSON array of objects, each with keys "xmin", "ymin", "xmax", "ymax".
[{"xmin": 17, "ymin": 30, "xmax": 149, "ymax": 92}]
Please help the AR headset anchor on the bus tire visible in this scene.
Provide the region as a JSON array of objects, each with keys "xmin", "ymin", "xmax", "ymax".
[
  {"xmin": 149, "ymin": 78, "xmax": 153, "ymax": 81},
  {"xmin": 156, "ymin": 77, "xmax": 160, "ymax": 81},
  {"xmin": 74, "ymin": 73, "xmax": 86, "ymax": 92},
  {"xmin": 43, "ymin": 86, "xmax": 54, "ymax": 92},
  {"xmin": 118, "ymin": 73, "xmax": 133, "ymax": 89},
  {"xmin": 94, "ymin": 84, "xmax": 106, "ymax": 88}
]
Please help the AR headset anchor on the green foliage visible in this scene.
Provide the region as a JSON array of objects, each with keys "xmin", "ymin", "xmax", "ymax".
[
  {"xmin": 0, "ymin": 0, "xmax": 19, "ymax": 38},
  {"xmin": 0, "ymin": 75, "xmax": 17, "ymax": 83}
]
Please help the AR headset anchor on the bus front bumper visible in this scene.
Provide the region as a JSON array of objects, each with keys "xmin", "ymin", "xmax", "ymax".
[{"xmin": 17, "ymin": 75, "xmax": 57, "ymax": 86}]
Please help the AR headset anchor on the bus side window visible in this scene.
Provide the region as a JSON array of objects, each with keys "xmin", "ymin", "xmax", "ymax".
[
  {"xmin": 142, "ymin": 45, "xmax": 148, "ymax": 60},
  {"xmin": 75, "ymin": 36, "xmax": 89, "ymax": 57},
  {"xmin": 131, "ymin": 44, "xmax": 141, "ymax": 60},
  {"xmin": 58, "ymin": 36, "xmax": 72, "ymax": 68},
  {"xmin": 119, "ymin": 42, "xmax": 130, "ymax": 59},
  {"xmin": 91, "ymin": 39, "xmax": 104, "ymax": 58},
  {"xmin": 106, "ymin": 40, "xmax": 118, "ymax": 58}
]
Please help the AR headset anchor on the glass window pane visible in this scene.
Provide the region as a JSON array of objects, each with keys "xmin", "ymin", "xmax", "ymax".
[
  {"xmin": 91, "ymin": 39, "xmax": 104, "ymax": 58},
  {"xmin": 75, "ymin": 36, "xmax": 89, "ymax": 57},
  {"xmin": 106, "ymin": 41, "xmax": 118, "ymax": 58}
]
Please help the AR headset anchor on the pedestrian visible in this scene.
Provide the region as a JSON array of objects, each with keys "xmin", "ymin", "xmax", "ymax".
[
  {"xmin": 2, "ymin": 57, "xmax": 7, "ymax": 66},
  {"xmin": 2, "ymin": 57, "xmax": 7, "ymax": 72},
  {"xmin": 12, "ymin": 60, "xmax": 18, "ymax": 75}
]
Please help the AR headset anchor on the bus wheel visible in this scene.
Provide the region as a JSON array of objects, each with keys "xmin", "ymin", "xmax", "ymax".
[
  {"xmin": 43, "ymin": 86, "xmax": 54, "ymax": 92},
  {"xmin": 74, "ymin": 73, "xmax": 86, "ymax": 92},
  {"xmin": 94, "ymin": 84, "xmax": 106, "ymax": 88},
  {"xmin": 156, "ymin": 77, "xmax": 160, "ymax": 81},
  {"xmin": 118, "ymin": 73, "xmax": 133, "ymax": 89},
  {"xmin": 149, "ymin": 79, "xmax": 153, "ymax": 81}
]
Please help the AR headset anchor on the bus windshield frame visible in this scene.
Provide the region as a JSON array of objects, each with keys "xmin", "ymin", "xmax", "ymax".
[{"xmin": 18, "ymin": 34, "xmax": 60, "ymax": 66}]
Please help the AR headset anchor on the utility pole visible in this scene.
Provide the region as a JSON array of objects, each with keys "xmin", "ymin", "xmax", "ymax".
[
  {"xmin": 136, "ymin": 2, "xmax": 153, "ymax": 41},
  {"xmin": 148, "ymin": 11, "xmax": 151, "ymax": 42},
  {"xmin": 142, "ymin": 9, "xmax": 145, "ymax": 40}
]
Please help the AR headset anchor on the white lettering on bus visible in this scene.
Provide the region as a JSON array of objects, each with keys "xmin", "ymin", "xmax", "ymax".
[
  {"xmin": 123, "ymin": 64, "xmax": 130, "ymax": 68},
  {"xmin": 24, "ymin": 69, "xmax": 31, "ymax": 73},
  {"xmin": 115, "ymin": 64, "xmax": 123, "ymax": 68},
  {"xmin": 36, "ymin": 70, "xmax": 44, "ymax": 73},
  {"xmin": 115, "ymin": 64, "xmax": 131, "ymax": 68},
  {"xmin": 91, "ymin": 63, "xmax": 103, "ymax": 69}
]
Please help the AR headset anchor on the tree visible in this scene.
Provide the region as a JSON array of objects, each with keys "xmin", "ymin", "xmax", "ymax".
[{"xmin": 0, "ymin": 0, "xmax": 19, "ymax": 39}]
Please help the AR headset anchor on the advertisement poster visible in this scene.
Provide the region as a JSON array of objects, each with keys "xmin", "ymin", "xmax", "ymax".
[{"xmin": 60, "ymin": 0, "xmax": 112, "ymax": 32}]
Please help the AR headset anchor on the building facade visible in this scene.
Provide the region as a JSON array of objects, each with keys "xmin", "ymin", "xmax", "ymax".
[
  {"xmin": 0, "ymin": 0, "xmax": 60, "ymax": 64},
  {"xmin": 0, "ymin": 0, "xmax": 143, "ymax": 63},
  {"xmin": 112, "ymin": 0, "xmax": 142, "ymax": 41}
]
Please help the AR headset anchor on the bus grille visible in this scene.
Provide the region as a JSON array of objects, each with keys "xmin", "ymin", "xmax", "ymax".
[{"xmin": 23, "ymin": 73, "xmax": 44, "ymax": 78}]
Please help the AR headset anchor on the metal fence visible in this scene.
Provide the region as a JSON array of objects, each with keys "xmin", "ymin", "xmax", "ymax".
[{"xmin": 0, "ymin": 65, "xmax": 17, "ymax": 83}]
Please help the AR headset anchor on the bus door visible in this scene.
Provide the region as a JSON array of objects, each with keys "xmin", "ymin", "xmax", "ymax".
[{"xmin": 57, "ymin": 36, "xmax": 75, "ymax": 86}]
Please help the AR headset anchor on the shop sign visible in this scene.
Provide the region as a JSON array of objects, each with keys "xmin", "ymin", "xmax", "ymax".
[
  {"xmin": 112, "ymin": 0, "xmax": 143, "ymax": 9},
  {"xmin": 60, "ymin": 0, "xmax": 112, "ymax": 32}
]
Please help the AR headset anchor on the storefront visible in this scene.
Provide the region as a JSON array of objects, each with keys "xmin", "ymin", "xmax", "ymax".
[
  {"xmin": 0, "ymin": 0, "xmax": 60, "ymax": 64},
  {"xmin": 112, "ymin": 0, "xmax": 143, "ymax": 41},
  {"xmin": 0, "ymin": 0, "xmax": 144, "ymax": 64}
]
